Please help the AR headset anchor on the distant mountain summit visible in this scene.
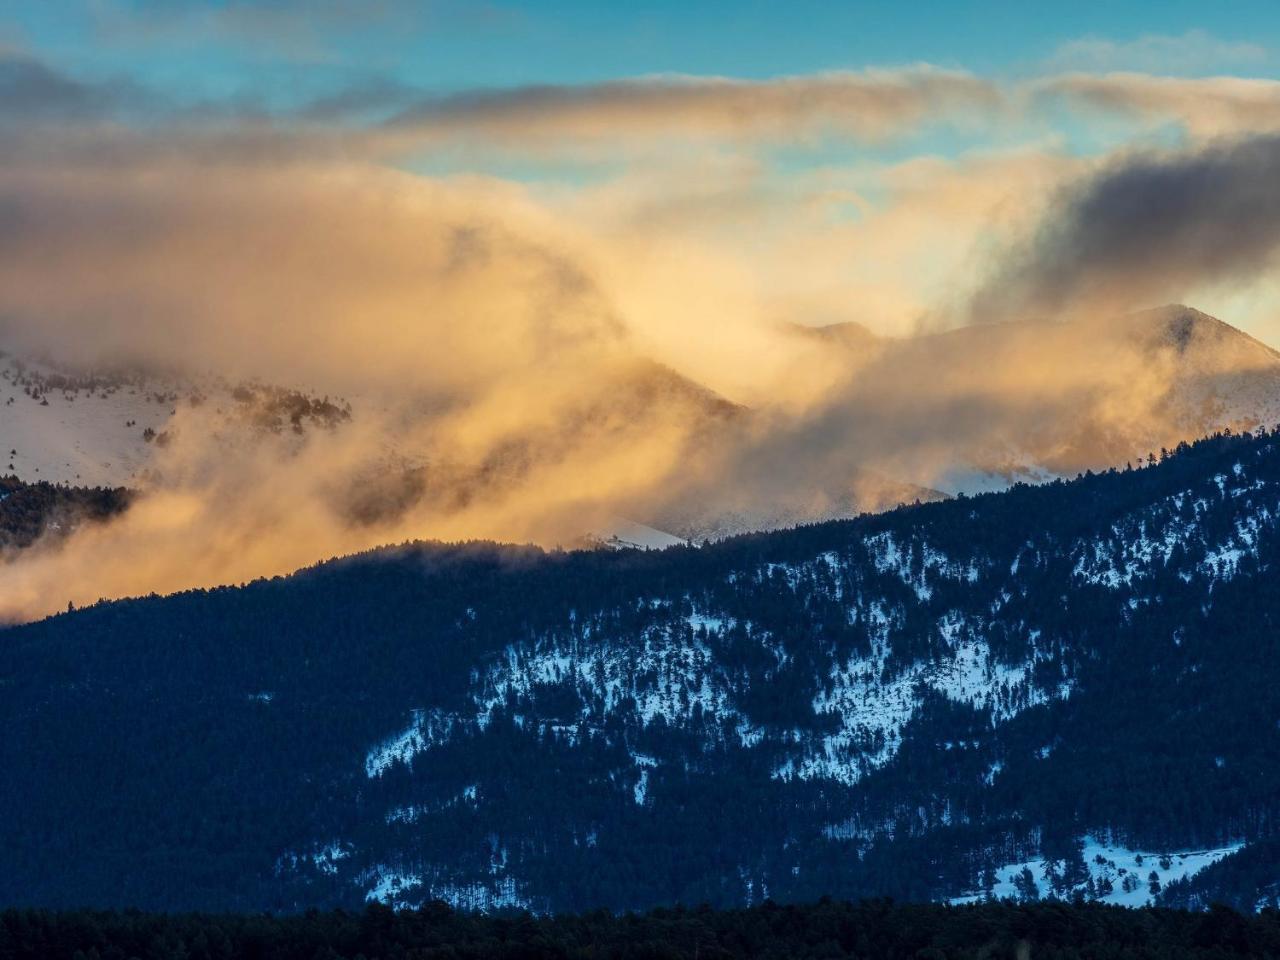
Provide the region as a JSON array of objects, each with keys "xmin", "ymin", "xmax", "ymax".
[
  {"xmin": 1125, "ymin": 304, "xmax": 1278, "ymax": 357},
  {"xmin": 789, "ymin": 318, "xmax": 885, "ymax": 355},
  {"xmin": 1116, "ymin": 304, "xmax": 1280, "ymax": 433},
  {"xmin": 783, "ymin": 304, "xmax": 1280, "ymax": 497}
]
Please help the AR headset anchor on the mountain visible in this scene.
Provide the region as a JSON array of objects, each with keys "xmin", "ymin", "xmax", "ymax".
[
  {"xmin": 796, "ymin": 305, "xmax": 1280, "ymax": 496},
  {"xmin": 2, "ymin": 429, "xmax": 1279, "ymax": 913},
  {"xmin": 788, "ymin": 319, "xmax": 885, "ymax": 357},
  {"xmin": 1115, "ymin": 305, "xmax": 1280, "ymax": 433}
]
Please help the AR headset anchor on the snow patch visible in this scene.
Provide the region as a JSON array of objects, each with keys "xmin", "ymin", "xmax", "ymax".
[{"xmin": 951, "ymin": 837, "xmax": 1244, "ymax": 907}]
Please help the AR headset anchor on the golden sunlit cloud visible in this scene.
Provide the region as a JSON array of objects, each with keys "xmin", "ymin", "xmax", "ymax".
[
  {"xmin": 382, "ymin": 67, "xmax": 1003, "ymax": 149},
  {"xmin": 1036, "ymin": 73, "xmax": 1280, "ymax": 138},
  {"xmin": 2, "ymin": 48, "xmax": 1280, "ymax": 620}
]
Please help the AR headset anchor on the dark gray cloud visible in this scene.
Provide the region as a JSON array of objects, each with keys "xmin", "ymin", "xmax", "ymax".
[
  {"xmin": 0, "ymin": 48, "xmax": 370, "ymax": 165},
  {"xmin": 299, "ymin": 77, "xmax": 419, "ymax": 122},
  {"xmin": 969, "ymin": 133, "xmax": 1280, "ymax": 322},
  {"xmin": 0, "ymin": 49, "xmax": 127, "ymax": 122}
]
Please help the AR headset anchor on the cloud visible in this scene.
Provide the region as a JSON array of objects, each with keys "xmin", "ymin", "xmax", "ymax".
[
  {"xmin": 967, "ymin": 134, "xmax": 1280, "ymax": 324},
  {"xmin": 0, "ymin": 46, "xmax": 146, "ymax": 122},
  {"xmin": 0, "ymin": 50, "xmax": 1002, "ymax": 164},
  {"xmin": 0, "ymin": 128, "xmax": 1051, "ymax": 617},
  {"xmin": 4, "ymin": 47, "xmax": 1280, "ymax": 619},
  {"xmin": 0, "ymin": 157, "xmax": 631, "ymax": 393},
  {"xmin": 383, "ymin": 67, "xmax": 1003, "ymax": 147},
  {"xmin": 1038, "ymin": 73, "xmax": 1280, "ymax": 138},
  {"xmin": 1046, "ymin": 30, "xmax": 1267, "ymax": 75},
  {"xmin": 0, "ymin": 130, "xmax": 1275, "ymax": 620}
]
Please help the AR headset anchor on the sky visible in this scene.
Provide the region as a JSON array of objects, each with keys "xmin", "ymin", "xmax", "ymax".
[
  {"xmin": 6, "ymin": 2, "xmax": 1280, "ymax": 614},
  {"xmin": 6, "ymin": 1, "xmax": 1280, "ymax": 96}
]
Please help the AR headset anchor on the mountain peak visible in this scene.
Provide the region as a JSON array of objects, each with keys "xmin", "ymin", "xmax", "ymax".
[
  {"xmin": 1120, "ymin": 304, "xmax": 1280, "ymax": 359},
  {"xmin": 789, "ymin": 320, "xmax": 883, "ymax": 352}
]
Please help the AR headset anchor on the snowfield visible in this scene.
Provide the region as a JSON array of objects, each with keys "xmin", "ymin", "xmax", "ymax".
[
  {"xmin": 0, "ymin": 357, "xmax": 175, "ymax": 486},
  {"xmin": 363, "ymin": 534, "xmax": 1075, "ymax": 790},
  {"xmin": 951, "ymin": 837, "xmax": 1245, "ymax": 907}
]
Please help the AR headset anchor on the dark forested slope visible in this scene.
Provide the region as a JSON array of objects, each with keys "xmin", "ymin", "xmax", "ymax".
[
  {"xmin": 0, "ymin": 475, "xmax": 130, "ymax": 549},
  {"xmin": 2, "ymin": 900, "xmax": 1279, "ymax": 960}
]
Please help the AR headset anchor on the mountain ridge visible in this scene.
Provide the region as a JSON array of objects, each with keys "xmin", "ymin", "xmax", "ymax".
[{"xmin": 2, "ymin": 428, "xmax": 1279, "ymax": 913}]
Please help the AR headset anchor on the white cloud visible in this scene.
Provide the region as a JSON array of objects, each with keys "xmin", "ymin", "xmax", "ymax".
[{"xmin": 1046, "ymin": 29, "xmax": 1267, "ymax": 76}]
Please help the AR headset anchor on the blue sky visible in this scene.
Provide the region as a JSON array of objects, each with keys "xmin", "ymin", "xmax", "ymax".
[
  {"xmin": 6, "ymin": 0, "xmax": 1274, "ymax": 190},
  {"xmin": 4, "ymin": 0, "xmax": 1278, "ymax": 107}
]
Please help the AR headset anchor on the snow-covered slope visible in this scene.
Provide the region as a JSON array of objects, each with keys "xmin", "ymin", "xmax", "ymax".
[
  {"xmin": 0, "ymin": 358, "xmax": 177, "ymax": 486},
  {"xmin": 362, "ymin": 449, "xmax": 1280, "ymax": 801},
  {"xmin": 582, "ymin": 518, "xmax": 689, "ymax": 550},
  {"xmin": 333, "ymin": 434, "xmax": 1280, "ymax": 910},
  {"xmin": 0, "ymin": 354, "xmax": 350, "ymax": 487},
  {"xmin": 952, "ymin": 838, "xmax": 1244, "ymax": 907}
]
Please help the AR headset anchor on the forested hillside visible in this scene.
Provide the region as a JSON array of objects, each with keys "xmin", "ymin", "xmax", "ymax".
[
  {"xmin": 3, "ymin": 900, "xmax": 1278, "ymax": 960},
  {"xmin": 0, "ymin": 476, "xmax": 130, "ymax": 550},
  {"xmin": 2, "ymin": 430, "xmax": 1279, "ymax": 913}
]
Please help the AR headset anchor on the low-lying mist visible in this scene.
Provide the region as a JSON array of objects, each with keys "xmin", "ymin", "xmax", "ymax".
[{"xmin": 2, "ymin": 98, "xmax": 1280, "ymax": 620}]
